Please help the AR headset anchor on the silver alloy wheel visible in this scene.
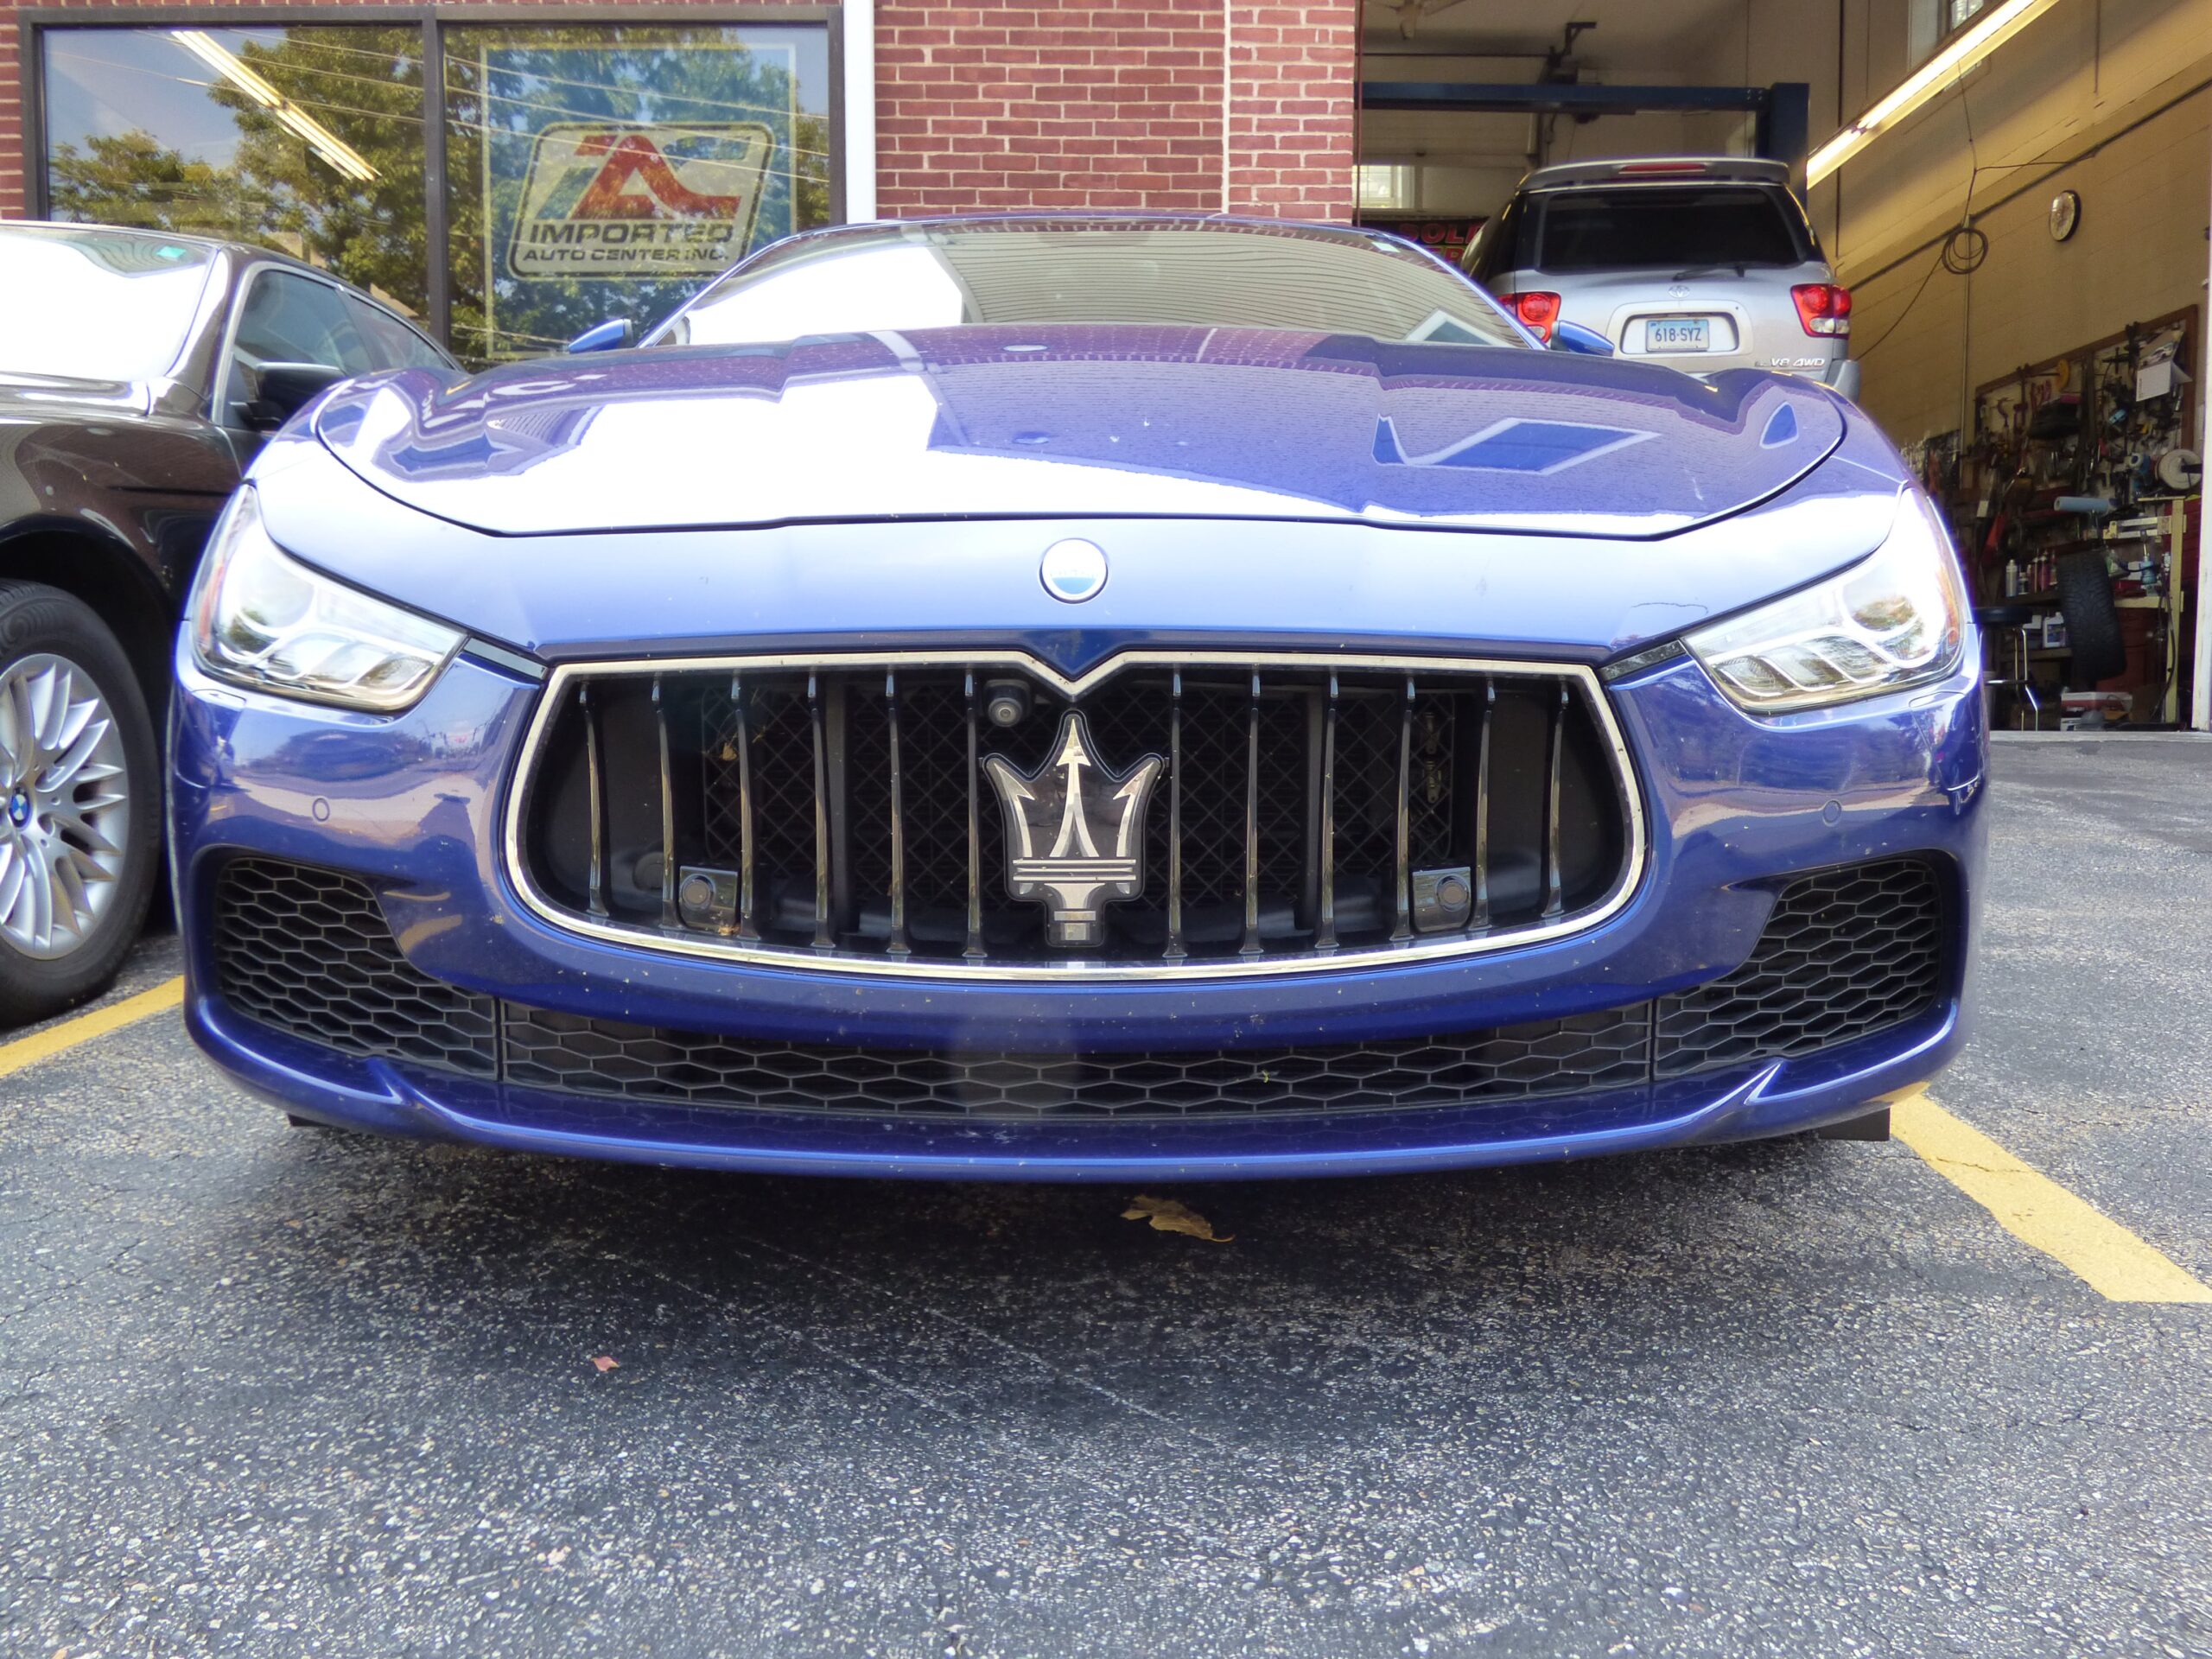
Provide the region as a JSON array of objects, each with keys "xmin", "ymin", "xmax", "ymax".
[{"xmin": 0, "ymin": 653, "xmax": 131, "ymax": 961}]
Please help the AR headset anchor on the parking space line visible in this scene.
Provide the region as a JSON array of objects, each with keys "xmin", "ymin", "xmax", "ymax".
[
  {"xmin": 1889, "ymin": 1090, "xmax": 2212, "ymax": 1305},
  {"xmin": 0, "ymin": 976, "xmax": 185, "ymax": 1082}
]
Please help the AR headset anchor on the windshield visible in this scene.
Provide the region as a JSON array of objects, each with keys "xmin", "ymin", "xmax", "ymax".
[
  {"xmin": 0, "ymin": 227, "xmax": 217, "ymax": 382},
  {"xmin": 657, "ymin": 222, "xmax": 1527, "ymax": 349},
  {"xmin": 1530, "ymin": 187, "xmax": 1809, "ymax": 273}
]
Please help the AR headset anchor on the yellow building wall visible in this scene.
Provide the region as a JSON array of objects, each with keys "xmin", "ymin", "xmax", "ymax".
[{"xmin": 1691, "ymin": 0, "xmax": 2212, "ymax": 448}]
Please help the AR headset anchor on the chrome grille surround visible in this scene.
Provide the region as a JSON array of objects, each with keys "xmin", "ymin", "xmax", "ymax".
[{"xmin": 500, "ymin": 650, "xmax": 1649, "ymax": 981}]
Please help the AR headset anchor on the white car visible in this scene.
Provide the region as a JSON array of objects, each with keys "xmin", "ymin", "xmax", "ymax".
[{"xmin": 1460, "ymin": 157, "xmax": 1859, "ymax": 400}]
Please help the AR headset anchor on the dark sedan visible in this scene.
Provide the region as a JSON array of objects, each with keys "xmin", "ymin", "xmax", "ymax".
[{"xmin": 0, "ymin": 222, "xmax": 453, "ymax": 1021}]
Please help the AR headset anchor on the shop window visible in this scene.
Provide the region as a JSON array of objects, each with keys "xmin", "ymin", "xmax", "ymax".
[
  {"xmin": 41, "ymin": 25, "xmax": 431, "ymax": 322},
  {"xmin": 1358, "ymin": 163, "xmax": 1415, "ymax": 213},
  {"xmin": 1907, "ymin": 0, "xmax": 1993, "ymax": 67},
  {"xmin": 36, "ymin": 16, "xmax": 839, "ymax": 365},
  {"xmin": 441, "ymin": 23, "xmax": 836, "ymax": 364}
]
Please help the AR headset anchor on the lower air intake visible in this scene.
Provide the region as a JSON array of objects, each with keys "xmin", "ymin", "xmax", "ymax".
[
  {"xmin": 209, "ymin": 859, "xmax": 499, "ymax": 1077},
  {"xmin": 1652, "ymin": 858, "xmax": 1948, "ymax": 1077},
  {"xmin": 208, "ymin": 856, "xmax": 1948, "ymax": 1120},
  {"xmin": 499, "ymin": 1003, "xmax": 1657, "ymax": 1116}
]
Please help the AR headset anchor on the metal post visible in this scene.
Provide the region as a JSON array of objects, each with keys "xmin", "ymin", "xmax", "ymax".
[
  {"xmin": 2196, "ymin": 226, "xmax": 2212, "ymax": 728},
  {"xmin": 420, "ymin": 18, "xmax": 451, "ymax": 350}
]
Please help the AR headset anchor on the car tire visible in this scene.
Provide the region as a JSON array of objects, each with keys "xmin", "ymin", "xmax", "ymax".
[
  {"xmin": 0, "ymin": 581, "xmax": 162, "ymax": 1027},
  {"xmin": 2056, "ymin": 551, "xmax": 2126, "ymax": 687}
]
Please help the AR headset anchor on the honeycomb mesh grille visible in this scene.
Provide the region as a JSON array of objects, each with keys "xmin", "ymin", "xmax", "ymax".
[
  {"xmin": 210, "ymin": 857, "xmax": 1947, "ymax": 1120},
  {"xmin": 1653, "ymin": 858, "xmax": 1948, "ymax": 1077},
  {"xmin": 499, "ymin": 1003, "xmax": 1656, "ymax": 1117},
  {"xmin": 209, "ymin": 859, "xmax": 499, "ymax": 1077}
]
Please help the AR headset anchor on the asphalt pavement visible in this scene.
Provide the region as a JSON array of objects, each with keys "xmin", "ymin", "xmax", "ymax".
[{"xmin": 2, "ymin": 736, "xmax": 2208, "ymax": 1658}]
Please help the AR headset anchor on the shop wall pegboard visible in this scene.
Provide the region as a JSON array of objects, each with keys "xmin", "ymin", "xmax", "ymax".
[{"xmin": 1943, "ymin": 306, "xmax": 2201, "ymax": 730}]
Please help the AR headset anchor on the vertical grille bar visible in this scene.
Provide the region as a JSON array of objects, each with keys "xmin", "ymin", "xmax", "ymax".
[
  {"xmin": 652, "ymin": 675, "xmax": 677, "ymax": 928},
  {"xmin": 1239, "ymin": 671, "xmax": 1262, "ymax": 957},
  {"xmin": 808, "ymin": 672, "xmax": 833, "ymax": 949},
  {"xmin": 884, "ymin": 671, "xmax": 911, "ymax": 957},
  {"xmin": 731, "ymin": 674, "xmax": 758, "ymax": 939},
  {"xmin": 1542, "ymin": 682, "xmax": 1567, "ymax": 920},
  {"xmin": 579, "ymin": 682, "xmax": 607, "ymax": 918},
  {"xmin": 1390, "ymin": 675, "xmax": 1414, "ymax": 942},
  {"xmin": 1165, "ymin": 671, "xmax": 1186, "ymax": 962},
  {"xmin": 1316, "ymin": 671, "xmax": 1339, "ymax": 952},
  {"xmin": 1471, "ymin": 678, "xmax": 1494, "ymax": 931},
  {"xmin": 962, "ymin": 671, "xmax": 985, "ymax": 960}
]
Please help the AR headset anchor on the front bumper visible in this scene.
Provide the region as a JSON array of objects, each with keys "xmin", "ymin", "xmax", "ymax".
[{"xmin": 169, "ymin": 636, "xmax": 1986, "ymax": 1180}]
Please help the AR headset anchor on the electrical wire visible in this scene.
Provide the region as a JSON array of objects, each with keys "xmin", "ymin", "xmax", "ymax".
[
  {"xmin": 1853, "ymin": 244, "xmax": 1946, "ymax": 360},
  {"xmin": 1941, "ymin": 224, "xmax": 1989, "ymax": 273},
  {"xmin": 1852, "ymin": 59, "xmax": 1988, "ymax": 360}
]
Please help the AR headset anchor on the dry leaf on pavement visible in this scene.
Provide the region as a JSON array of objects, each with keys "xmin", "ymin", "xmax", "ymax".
[
  {"xmin": 1122, "ymin": 1194, "xmax": 1232, "ymax": 1243},
  {"xmin": 591, "ymin": 1355, "xmax": 620, "ymax": 1373}
]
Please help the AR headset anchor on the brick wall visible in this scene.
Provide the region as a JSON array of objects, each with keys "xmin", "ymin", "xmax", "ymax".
[
  {"xmin": 1227, "ymin": 3, "xmax": 1357, "ymax": 219},
  {"xmin": 2, "ymin": 8, "xmax": 25, "ymax": 219},
  {"xmin": 875, "ymin": 1, "xmax": 1356, "ymax": 219},
  {"xmin": 2, "ymin": 0, "xmax": 1358, "ymax": 221},
  {"xmin": 875, "ymin": 3, "xmax": 1226, "ymax": 215}
]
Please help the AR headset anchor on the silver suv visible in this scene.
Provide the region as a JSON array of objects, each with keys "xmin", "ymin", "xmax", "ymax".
[{"xmin": 1460, "ymin": 157, "xmax": 1859, "ymax": 399}]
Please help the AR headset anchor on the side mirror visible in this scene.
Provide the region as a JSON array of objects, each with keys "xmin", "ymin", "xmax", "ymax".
[
  {"xmin": 566, "ymin": 317, "xmax": 636, "ymax": 354},
  {"xmin": 242, "ymin": 361, "xmax": 346, "ymax": 432},
  {"xmin": 1549, "ymin": 321, "xmax": 1615, "ymax": 358}
]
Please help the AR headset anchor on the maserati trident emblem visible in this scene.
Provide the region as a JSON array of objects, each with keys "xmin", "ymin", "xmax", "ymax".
[
  {"xmin": 1039, "ymin": 537, "xmax": 1108, "ymax": 603},
  {"xmin": 982, "ymin": 711, "xmax": 1164, "ymax": 947}
]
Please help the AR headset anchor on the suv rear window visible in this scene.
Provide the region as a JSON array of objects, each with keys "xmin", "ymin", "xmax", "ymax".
[{"xmin": 1527, "ymin": 186, "xmax": 1810, "ymax": 273}]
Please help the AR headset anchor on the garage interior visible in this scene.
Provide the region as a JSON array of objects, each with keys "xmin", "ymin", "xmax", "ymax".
[{"xmin": 1356, "ymin": 0, "xmax": 2211, "ymax": 733}]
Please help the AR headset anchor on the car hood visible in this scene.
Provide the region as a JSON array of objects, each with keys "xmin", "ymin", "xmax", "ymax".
[
  {"xmin": 252, "ymin": 404, "xmax": 1908, "ymax": 664},
  {"xmin": 312, "ymin": 326, "xmax": 1846, "ymax": 540}
]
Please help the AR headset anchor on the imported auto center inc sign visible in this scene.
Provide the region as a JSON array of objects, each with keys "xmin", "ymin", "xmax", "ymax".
[
  {"xmin": 507, "ymin": 122, "xmax": 771, "ymax": 278},
  {"xmin": 478, "ymin": 38, "xmax": 799, "ymax": 353}
]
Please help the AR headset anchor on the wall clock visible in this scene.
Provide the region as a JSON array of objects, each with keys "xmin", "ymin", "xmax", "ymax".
[{"xmin": 2049, "ymin": 189, "xmax": 2081, "ymax": 242}]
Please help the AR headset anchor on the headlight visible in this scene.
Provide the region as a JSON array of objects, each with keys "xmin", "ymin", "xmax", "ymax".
[
  {"xmin": 1688, "ymin": 492, "xmax": 1967, "ymax": 713},
  {"xmin": 190, "ymin": 486, "xmax": 461, "ymax": 712}
]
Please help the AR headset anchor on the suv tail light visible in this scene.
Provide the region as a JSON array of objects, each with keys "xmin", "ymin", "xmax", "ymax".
[
  {"xmin": 1791, "ymin": 283, "xmax": 1853, "ymax": 337},
  {"xmin": 1501, "ymin": 291, "xmax": 1561, "ymax": 342}
]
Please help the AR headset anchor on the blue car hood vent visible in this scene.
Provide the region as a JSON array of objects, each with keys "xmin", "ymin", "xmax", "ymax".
[{"xmin": 314, "ymin": 326, "xmax": 1846, "ymax": 540}]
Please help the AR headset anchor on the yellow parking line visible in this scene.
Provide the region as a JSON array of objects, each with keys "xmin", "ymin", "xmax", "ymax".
[
  {"xmin": 0, "ymin": 976, "xmax": 185, "ymax": 1081},
  {"xmin": 1889, "ymin": 1090, "xmax": 2212, "ymax": 1304}
]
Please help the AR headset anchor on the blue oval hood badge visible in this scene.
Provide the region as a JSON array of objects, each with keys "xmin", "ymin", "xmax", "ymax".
[{"xmin": 1040, "ymin": 537, "xmax": 1108, "ymax": 603}]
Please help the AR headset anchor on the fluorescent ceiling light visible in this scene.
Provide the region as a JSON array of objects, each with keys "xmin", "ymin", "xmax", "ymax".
[
  {"xmin": 1807, "ymin": 0, "xmax": 2063, "ymax": 187},
  {"xmin": 171, "ymin": 29, "xmax": 378, "ymax": 185}
]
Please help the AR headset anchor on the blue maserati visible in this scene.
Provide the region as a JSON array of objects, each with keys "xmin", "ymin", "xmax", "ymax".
[{"xmin": 169, "ymin": 216, "xmax": 1985, "ymax": 1179}]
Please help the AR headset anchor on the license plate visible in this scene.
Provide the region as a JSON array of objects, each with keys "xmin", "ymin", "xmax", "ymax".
[{"xmin": 1645, "ymin": 317, "xmax": 1711, "ymax": 352}]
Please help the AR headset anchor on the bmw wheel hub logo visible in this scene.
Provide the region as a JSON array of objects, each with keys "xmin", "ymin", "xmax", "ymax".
[{"xmin": 1039, "ymin": 538, "xmax": 1108, "ymax": 604}]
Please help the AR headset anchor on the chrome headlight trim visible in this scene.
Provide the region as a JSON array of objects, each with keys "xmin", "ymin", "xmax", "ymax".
[
  {"xmin": 189, "ymin": 486, "xmax": 463, "ymax": 714},
  {"xmin": 1687, "ymin": 490, "xmax": 1968, "ymax": 714}
]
